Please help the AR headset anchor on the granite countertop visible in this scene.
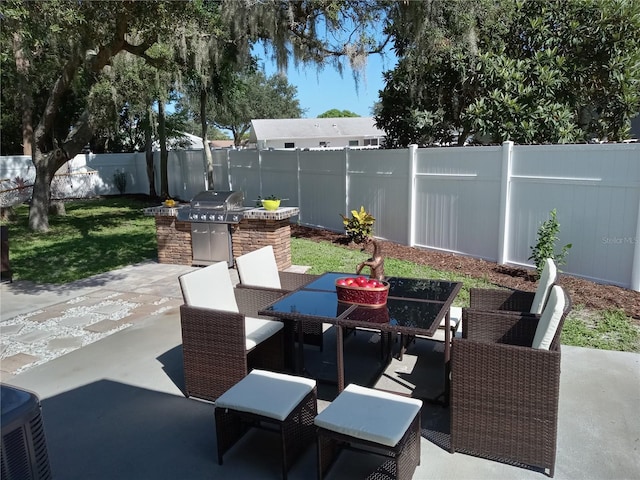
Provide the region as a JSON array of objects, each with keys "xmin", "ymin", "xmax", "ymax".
[
  {"xmin": 143, "ymin": 205, "xmax": 300, "ymax": 219},
  {"xmin": 242, "ymin": 206, "xmax": 299, "ymax": 220},
  {"xmin": 142, "ymin": 205, "xmax": 183, "ymax": 216}
]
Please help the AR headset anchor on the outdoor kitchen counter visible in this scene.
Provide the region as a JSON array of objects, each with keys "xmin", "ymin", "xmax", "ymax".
[{"xmin": 143, "ymin": 205, "xmax": 300, "ymax": 270}]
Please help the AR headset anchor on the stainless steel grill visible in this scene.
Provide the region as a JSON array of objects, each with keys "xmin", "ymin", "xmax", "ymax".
[
  {"xmin": 176, "ymin": 190, "xmax": 246, "ymax": 224},
  {"xmin": 176, "ymin": 190, "xmax": 247, "ymax": 266}
]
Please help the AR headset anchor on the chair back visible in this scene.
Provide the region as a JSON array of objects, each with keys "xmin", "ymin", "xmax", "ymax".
[
  {"xmin": 179, "ymin": 262, "xmax": 239, "ymax": 312},
  {"xmin": 235, "ymin": 245, "xmax": 282, "ymax": 289},
  {"xmin": 530, "ymin": 258, "xmax": 557, "ymax": 314},
  {"xmin": 532, "ymin": 285, "xmax": 567, "ymax": 349}
]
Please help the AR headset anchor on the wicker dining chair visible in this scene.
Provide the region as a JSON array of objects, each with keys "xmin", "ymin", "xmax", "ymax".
[
  {"xmin": 235, "ymin": 245, "xmax": 323, "ymax": 349},
  {"xmin": 468, "ymin": 258, "xmax": 557, "ymax": 315},
  {"xmin": 178, "ymin": 261, "xmax": 286, "ymax": 402},
  {"xmin": 450, "ymin": 285, "xmax": 571, "ymax": 477}
]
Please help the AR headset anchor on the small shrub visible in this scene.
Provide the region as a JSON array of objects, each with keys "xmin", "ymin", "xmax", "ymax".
[
  {"xmin": 340, "ymin": 206, "xmax": 375, "ymax": 244},
  {"xmin": 529, "ymin": 208, "xmax": 572, "ymax": 277},
  {"xmin": 113, "ymin": 170, "xmax": 127, "ymax": 194}
]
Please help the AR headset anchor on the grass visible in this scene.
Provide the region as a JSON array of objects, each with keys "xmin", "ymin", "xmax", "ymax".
[
  {"xmin": 1, "ymin": 196, "xmax": 158, "ymax": 283},
  {"xmin": 2, "ymin": 196, "xmax": 638, "ymax": 352},
  {"xmin": 291, "ymin": 238, "xmax": 496, "ymax": 307},
  {"xmin": 563, "ymin": 306, "xmax": 640, "ymax": 352}
]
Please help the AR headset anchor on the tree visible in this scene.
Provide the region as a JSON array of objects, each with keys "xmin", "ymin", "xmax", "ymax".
[
  {"xmin": 376, "ymin": 0, "xmax": 640, "ymax": 147},
  {"xmin": 1, "ymin": 1, "xmax": 193, "ymax": 230},
  {"xmin": 2, "ymin": 0, "xmax": 389, "ymax": 231},
  {"xmin": 211, "ymin": 68, "xmax": 304, "ymax": 146},
  {"xmin": 318, "ymin": 109, "xmax": 360, "ymax": 117}
]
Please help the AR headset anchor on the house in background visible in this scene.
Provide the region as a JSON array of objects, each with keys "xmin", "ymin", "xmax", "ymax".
[{"xmin": 249, "ymin": 117, "xmax": 386, "ymax": 150}]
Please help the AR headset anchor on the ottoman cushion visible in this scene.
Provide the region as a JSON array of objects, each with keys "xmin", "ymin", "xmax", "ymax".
[
  {"xmin": 216, "ymin": 369, "xmax": 316, "ymax": 421},
  {"xmin": 314, "ymin": 384, "xmax": 422, "ymax": 447}
]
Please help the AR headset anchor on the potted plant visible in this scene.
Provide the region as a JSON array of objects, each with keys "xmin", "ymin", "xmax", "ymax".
[{"xmin": 258, "ymin": 195, "xmax": 282, "ymax": 210}]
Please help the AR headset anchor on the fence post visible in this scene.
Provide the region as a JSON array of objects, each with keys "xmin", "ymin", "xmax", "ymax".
[
  {"xmin": 497, "ymin": 141, "xmax": 514, "ymax": 265},
  {"xmin": 408, "ymin": 145, "xmax": 417, "ymax": 248},
  {"xmin": 631, "ymin": 196, "xmax": 640, "ymax": 292},
  {"xmin": 344, "ymin": 147, "xmax": 350, "ymax": 225}
]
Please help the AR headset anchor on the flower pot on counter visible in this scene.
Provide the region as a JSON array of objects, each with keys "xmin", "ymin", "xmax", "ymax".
[{"xmin": 262, "ymin": 199, "xmax": 281, "ymax": 210}]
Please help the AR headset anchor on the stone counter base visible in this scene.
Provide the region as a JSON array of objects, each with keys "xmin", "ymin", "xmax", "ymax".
[
  {"xmin": 154, "ymin": 215, "xmax": 293, "ymax": 270},
  {"xmin": 232, "ymin": 218, "xmax": 292, "ymax": 270}
]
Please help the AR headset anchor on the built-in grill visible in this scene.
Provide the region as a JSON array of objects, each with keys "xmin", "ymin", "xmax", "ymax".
[{"xmin": 176, "ymin": 190, "xmax": 246, "ymax": 266}]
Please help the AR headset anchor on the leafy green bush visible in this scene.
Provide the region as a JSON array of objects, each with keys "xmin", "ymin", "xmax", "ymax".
[
  {"xmin": 529, "ymin": 208, "xmax": 572, "ymax": 277},
  {"xmin": 340, "ymin": 206, "xmax": 375, "ymax": 244}
]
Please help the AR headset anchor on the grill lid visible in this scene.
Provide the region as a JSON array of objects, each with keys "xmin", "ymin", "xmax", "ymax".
[
  {"xmin": 190, "ymin": 190, "xmax": 244, "ymax": 210},
  {"xmin": 176, "ymin": 190, "xmax": 246, "ymax": 223}
]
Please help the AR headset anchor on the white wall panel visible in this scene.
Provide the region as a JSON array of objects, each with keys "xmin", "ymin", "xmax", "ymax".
[
  {"xmin": 347, "ymin": 148, "xmax": 410, "ymax": 244},
  {"xmin": 413, "ymin": 147, "xmax": 502, "ymax": 260},
  {"xmin": 169, "ymin": 150, "xmax": 206, "ymax": 200},
  {"xmin": 509, "ymin": 144, "xmax": 640, "ymax": 286},
  {"xmin": 211, "ymin": 149, "xmax": 230, "ymax": 191},
  {"xmin": 260, "ymin": 149, "xmax": 300, "ymax": 210},
  {"xmin": 298, "ymin": 150, "xmax": 346, "ymax": 231},
  {"xmin": 228, "ymin": 150, "xmax": 261, "ymax": 206},
  {"xmin": 85, "ymin": 153, "xmax": 140, "ymax": 195},
  {"xmin": 0, "ymin": 156, "xmax": 35, "ymax": 180}
]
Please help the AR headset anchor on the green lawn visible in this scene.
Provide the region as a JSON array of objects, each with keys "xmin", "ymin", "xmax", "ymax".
[
  {"xmin": 2, "ymin": 196, "xmax": 158, "ymax": 283},
  {"xmin": 2, "ymin": 196, "xmax": 638, "ymax": 352}
]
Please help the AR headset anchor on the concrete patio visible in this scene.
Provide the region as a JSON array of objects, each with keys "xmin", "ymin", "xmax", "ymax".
[{"xmin": 1, "ymin": 261, "xmax": 639, "ymax": 480}]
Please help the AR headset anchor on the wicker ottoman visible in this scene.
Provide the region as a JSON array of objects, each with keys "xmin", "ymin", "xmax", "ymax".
[
  {"xmin": 215, "ymin": 369, "xmax": 317, "ymax": 480},
  {"xmin": 314, "ymin": 384, "xmax": 423, "ymax": 480}
]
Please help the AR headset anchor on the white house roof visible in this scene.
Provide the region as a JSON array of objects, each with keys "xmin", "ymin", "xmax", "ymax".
[{"xmin": 249, "ymin": 117, "xmax": 385, "ymax": 142}]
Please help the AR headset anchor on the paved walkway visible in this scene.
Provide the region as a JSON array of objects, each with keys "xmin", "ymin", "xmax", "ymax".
[
  {"xmin": 1, "ymin": 262, "xmax": 639, "ymax": 480},
  {"xmin": 1, "ymin": 262, "xmax": 200, "ymax": 380}
]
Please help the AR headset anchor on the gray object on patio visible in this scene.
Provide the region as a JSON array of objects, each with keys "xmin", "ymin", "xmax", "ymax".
[
  {"xmin": 178, "ymin": 262, "xmax": 286, "ymax": 402},
  {"xmin": 450, "ymin": 285, "xmax": 572, "ymax": 477},
  {"xmin": 1, "ymin": 384, "xmax": 51, "ymax": 480},
  {"xmin": 314, "ymin": 383, "xmax": 423, "ymax": 480},
  {"xmin": 235, "ymin": 245, "xmax": 323, "ymax": 349},
  {"xmin": 215, "ymin": 369, "xmax": 317, "ymax": 480},
  {"xmin": 468, "ymin": 258, "xmax": 557, "ymax": 314}
]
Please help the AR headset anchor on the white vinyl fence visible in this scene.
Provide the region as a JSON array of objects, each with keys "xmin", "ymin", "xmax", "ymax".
[{"xmin": 2, "ymin": 142, "xmax": 639, "ymax": 291}]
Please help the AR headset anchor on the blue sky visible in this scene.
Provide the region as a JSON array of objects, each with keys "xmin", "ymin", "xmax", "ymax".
[{"xmin": 256, "ymin": 50, "xmax": 397, "ymax": 118}]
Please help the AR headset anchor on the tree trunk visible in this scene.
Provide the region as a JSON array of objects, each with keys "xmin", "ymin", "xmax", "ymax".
[
  {"xmin": 158, "ymin": 99, "xmax": 169, "ymax": 198},
  {"xmin": 144, "ymin": 110, "xmax": 157, "ymax": 198},
  {"xmin": 200, "ymin": 88, "xmax": 214, "ymax": 189},
  {"xmin": 13, "ymin": 32, "xmax": 33, "ymax": 156},
  {"xmin": 232, "ymin": 128, "xmax": 242, "ymax": 147},
  {"xmin": 28, "ymin": 149, "xmax": 56, "ymax": 232}
]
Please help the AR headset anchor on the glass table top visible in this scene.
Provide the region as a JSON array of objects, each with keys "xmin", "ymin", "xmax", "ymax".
[
  {"xmin": 261, "ymin": 272, "xmax": 462, "ymax": 334},
  {"xmin": 263, "ymin": 290, "xmax": 343, "ymax": 319}
]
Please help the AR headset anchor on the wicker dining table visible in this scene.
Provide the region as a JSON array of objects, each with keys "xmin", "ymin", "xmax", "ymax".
[{"xmin": 259, "ymin": 272, "xmax": 462, "ymax": 405}]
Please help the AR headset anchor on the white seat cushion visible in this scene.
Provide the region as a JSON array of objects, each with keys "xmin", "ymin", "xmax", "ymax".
[
  {"xmin": 440, "ymin": 306, "xmax": 462, "ymax": 329},
  {"xmin": 532, "ymin": 285, "xmax": 565, "ymax": 350},
  {"xmin": 416, "ymin": 306, "xmax": 462, "ymax": 342},
  {"xmin": 179, "ymin": 262, "xmax": 239, "ymax": 312},
  {"xmin": 314, "ymin": 384, "xmax": 422, "ymax": 448},
  {"xmin": 236, "ymin": 246, "xmax": 282, "ymax": 289},
  {"xmin": 216, "ymin": 369, "xmax": 316, "ymax": 421},
  {"xmin": 530, "ymin": 258, "xmax": 557, "ymax": 315},
  {"xmin": 245, "ymin": 316, "xmax": 283, "ymax": 351}
]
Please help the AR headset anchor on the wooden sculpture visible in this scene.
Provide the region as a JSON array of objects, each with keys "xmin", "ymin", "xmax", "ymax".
[{"xmin": 356, "ymin": 238, "xmax": 385, "ymax": 281}]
